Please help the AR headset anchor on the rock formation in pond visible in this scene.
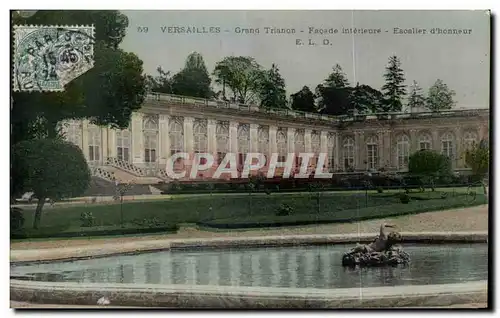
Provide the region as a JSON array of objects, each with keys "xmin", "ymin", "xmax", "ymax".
[{"xmin": 342, "ymin": 223, "xmax": 410, "ymax": 267}]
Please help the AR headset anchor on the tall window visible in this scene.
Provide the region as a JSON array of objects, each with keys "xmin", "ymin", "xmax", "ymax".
[
  {"xmin": 65, "ymin": 120, "xmax": 82, "ymax": 147},
  {"xmin": 342, "ymin": 137, "xmax": 354, "ymax": 170},
  {"xmin": 193, "ymin": 119, "xmax": 208, "ymax": 165},
  {"xmin": 366, "ymin": 136, "xmax": 378, "ymax": 170},
  {"xmin": 238, "ymin": 124, "xmax": 250, "ymax": 166},
  {"xmin": 88, "ymin": 126, "xmax": 101, "ymax": 162},
  {"xmin": 327, "ymin": 133, "xmax": 335, "ymax": 171},
  {"xmin": 441, "ymin": 132, "xmax": 454, "ymax": 158},
  {"xmin": 143, "ymin": 116, "xmax": 158, "ymax": 163},
  {"xmin": 169, "ymin": 117, "xmax": 184, "ymax": 162},
  {"xmin": 419, "ymin": 133, "xmax": 432, "ymax": 150},
  {"xmin": 396, "ymin": 134, "xmax": 410, "ymax": 170},
  {"xmin": 463, "ymin": 131, "xmax": 478, "ymax": 150},
  {"xmin": 216, "ymin": 121, "xmax": 229, "ymax": 165},
  {"xmin": 277, "ymin": 129, "xmax": 287, "ymax": 162},
  {"xmin": 295, "ymin": 129, "xmax": 305, "ymax": 168},
  {"xmin": 258, "ymin": 126, "xmax": 269, "ymax": 165},
  {"xmin": 311, "ymin": 131, "xmax": 320, "ymax": 166},
  {"xmin": 116, "ymin": 129, "xmax": 130, "ymax": 162}
]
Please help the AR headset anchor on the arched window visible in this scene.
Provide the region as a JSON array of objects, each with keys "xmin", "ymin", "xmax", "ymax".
[
  {"xmin": 419, "ymin": 133, "xmax": 432, "ymax": 150},
  {"xmin": 366, "ymin": 136, "xmax": 378, "ymax": 170},
  {"xmin": 238, "ymin": 124, "xmax": 250, "ymax": 165},
  {"xmin": 216, "ymin": 121, "xmax": 229, "ymax": 165},
  {"xmin": 277, "ymin": 129, "xmax": 287, "ymax": 162},
  {"xmin": 396, "ymin": 134, "xmax": 410, "ymax": 170},
  {"xmin": 116, "ymin": 129, "xmax": 131, "ymax": 162},
  {"xmin": 65, "ymin": 120, "xmax": 82, "ymax": 147},
  {"xmin": 143, "ymin": 116, "xmax": 158, "ymax": 163},
  {"xmin": 342, "ymin": 137, "xmax": 355, "ymax": 170},
  {"xmin": 463, "ymin": 131, "xmax": 478, "ymax": 150},
  {"xmin": 295, "ymin": 129, "xmax": 305, "ymax": 168},
  {"xmin": 327, "ymin": 133, "xmax": 335, "ymax": 171},
  {"xmin": 88, "ymin": 125, "xmax": 101, "ymax": 163},
  {"xmin": 441, "ymin": 132, "xmax": 454, "ymax": 158},
  {"xmin": 169, "ymin": 117, "xmax": 184, "ymax": 156},
  {"xmin": 193, "ymin": 119, "xmax": 208, "ymax": 153}
]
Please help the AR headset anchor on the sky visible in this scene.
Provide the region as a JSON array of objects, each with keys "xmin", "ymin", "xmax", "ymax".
[{"xmin": 119, "ymin": 10, "xmax": 490, "ymax": 108}]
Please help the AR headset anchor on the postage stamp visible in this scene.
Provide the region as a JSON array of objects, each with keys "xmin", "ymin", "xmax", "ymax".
[{"xmin": 13, "ymin": 25, "xmax": 95, "ymax": 92}]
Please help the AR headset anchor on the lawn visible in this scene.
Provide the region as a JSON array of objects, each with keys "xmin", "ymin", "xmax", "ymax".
[{"xmin": 13, "ymin": 186, "xmax": 486, "ymax": 239}]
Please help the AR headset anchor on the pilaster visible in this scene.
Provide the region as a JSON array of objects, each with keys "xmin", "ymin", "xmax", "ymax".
[
  {"xmin": 304, "ymin": 128, "xmax": 312, "ymax": 153},
  {"xmin": 287, "ymin": 127, "xmax": 296, "ymax": 154},
  {"xmin": 207, "ymin": 119, "xmax": 217, "ymax": 154},
  {"xmin": 229, "ymin": 121, "xmax": 239, "ymax": 154},
  {"xmin": 183, "ymin": 116, "xmax": 194, "ymax": 154},
  {"xmin": 159, "ymin": 114, "xmax": 170, "ymax": 164},
  {"xmin": 249, "ymin": 123, "xmax": 259, "ymax": 153},
  {"xmin": 81, "ymin": 119, "xmax": 89, "ymax": 161},
  {"xmin": 131, "ymin": 112, "xmax": 144, "ymax": 164},
  {"xmin": 269, "ymin": 125, "xmax": 277, "ymax": 154}
]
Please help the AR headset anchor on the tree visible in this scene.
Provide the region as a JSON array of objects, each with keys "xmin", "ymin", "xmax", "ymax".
[
  {"xmin": 407, "ymin": 80, "xmax": 426, "ymax": 112},
  {"xmin": 11, "ymin": 11, "xmax": 146, "ymax": 144},
  {"xmin": 290, "ymin": 86, "xmax": 316, "ymax": 112},
  {"xmin": 171, "ymin": 52, "xmax": 213, "ymax": 98},
  {"xmin": 12, "ymin": 139, "xmax": 91, "ymax": 229},
  {"xmin": 408, "ymin": 150, "xmax": 452, "ymax": 190},
  {"xmin": 213, "ymin": 56, "xmax": 264, "ymax": 104},
  {"xmin": 348, "ymin": 84, "xmax": 384, "ymax": 114},
  {"xmin": 426, "ymin": 79, "xmax": 456, "ymax": 111},
  {"xmin": 316, "ymin": 64, "xmax": 352, "ymax": 115},
  {"xmin": 465, "ymin": 140, "xmax": 489, "ymax": 182},
  {"xmin": 381, "ymin": 55, "xmax": 406, "ymax": 112},
  {"xmin": 259, "ymin": 63, "xmax": 287, "ymax": 109},
  {"xmin": 145, "ymin": 67, "xmax": 173, "ymax": 93}
]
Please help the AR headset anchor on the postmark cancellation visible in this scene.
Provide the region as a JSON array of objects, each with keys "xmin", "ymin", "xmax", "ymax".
[{"xmin": 13, "ymin": 25, "xmax": 95, "ymax": 92}]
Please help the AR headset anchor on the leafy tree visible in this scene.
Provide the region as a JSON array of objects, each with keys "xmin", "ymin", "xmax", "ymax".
[
  {"xmin": 381, "ymin": 55, "xmax": 406, "ymax": 112},
  {"xmin": 12, "ymin": 139, "xmax": 91, "ymax": 229},
  {"xmin": 407, "ymin": 80, "xmax": 426, "ymax": 112},
  {"xmin": 290, "ymin": 86, "xmax": 316, "ymax": 112},
  {"xmin": 465, "ymin": 140, "xmax": 489, "ymax": 182},
  {"xmin": 408, "ymin": 150, "xmax": 452, "ymax": 190},
  {"xmin": 259, "ymin": 64, "xmax": 287, "ymax": 109},
  {"xmin": 213, "ymin": 56, "xmax": 263, "ymax": 104},
  {"xmin": 348, "ymin": 84, "xmax": 384, "ymax": 114},
  {"xmin": 316, "ymin": 64, "xmax": 352, "ymax": 116},
  {"xmin": 145, "ymin": 67, "xmax": 173, "ymax": 93},
  {"xmin": 426, "ymin": 79, "xmax": 456, "ymax": 111},
  {"xmin": 171, "ymin": 52, "xmax": 213, "ymax": 98},
  {"xmin": 11, "ymin": 11, "xmax": 146, "ymax": 143}
]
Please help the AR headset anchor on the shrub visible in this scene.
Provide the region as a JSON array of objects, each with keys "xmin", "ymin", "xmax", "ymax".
[
  {"xmin": 276, "ymin": 203, "xmax": 293, "ymax": 216},
  {"xmin": 399, "ymin": 193, "xmax": 410, "ymax": 204},
  {"xmin": 376, "ymin": 187, "xmax": 383, "ymax": 193},
  {"xmin": 80, "ymin": 211, "xmax": 95, "ymax": 227},
  {"xmin": 10, "ymin": 207, "xmax": 25, "ymax": 232}
]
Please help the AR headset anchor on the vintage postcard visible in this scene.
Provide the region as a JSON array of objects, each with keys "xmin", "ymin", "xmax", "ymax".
[{"xmin": 10, "ymin": 10, "xmax": 490, "ymax": 309}]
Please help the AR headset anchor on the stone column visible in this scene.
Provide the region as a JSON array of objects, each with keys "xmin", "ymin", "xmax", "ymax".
[
  {"xmin": 249, "ymin": 123, "xmax": 259, "ymax": 153},
  {"xmin": 432, "ymin": 130, "xmax": 440, "ymax": 153},
  {"xmin": 100, "ymin": 127, "xmax": 108, "ymax": 164},
  {"xmin": 183, "ymin": 116, "xmax": 194, "ymax": 154},
  {"xmin": 354, "ymin": 131, "xmax": 365, "ymax": 170},
  {"xmin": 454, "ymin": 127, "xmax": 463, "ymax": 169},
  {"xmin": 335, "ymin": 133, "xmax": 341, "ymax": 171},
  {"xmin": 107, "ymin": 128, "xmax": 116, "ymax": 159},
  {"xmin": 158, "ymin": 114, "xmax": 170, "ymax": 165},
  {"xmin": 409, "ymin": 129, "xmax": 418, "ymax": 155},
  {"xmin": 81, "ymin": 119, "xmax": 89, "ymax": 160},
  {"xmin": 377, "ymin": 131, "xmax": 384, "ymax": 169},
  {"xmin": 207, "ymin": 119, "xmax": 217, "ymax": 155},
  {"xmin": 131, "ymin": 112, "xmax": 144, "ymax": 164},
  {"xmin": 269, "ymin": 125, "xmax": 277, "ymax": 154},
  {"xmin": 287, "ymin": 127, "xmax": 296, "ymax": 154},
  {"xmin": 229, "ymin": 121, "xmax": 239, "ymax": 154},
  {"xmin": 304, "ymin": 129, "xmax": 312, "ymax": 153},
  {"xmin": 383, "ymin": 130, "xmax": 392, "ymax": 169}
]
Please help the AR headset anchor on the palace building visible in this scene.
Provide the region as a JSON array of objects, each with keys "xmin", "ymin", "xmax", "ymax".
[{"xmin": 61, "ymin": 93, "xmax": 490, "ymax": 184}]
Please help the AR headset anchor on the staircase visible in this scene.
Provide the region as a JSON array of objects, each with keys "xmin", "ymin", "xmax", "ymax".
[{"xmin": 106, "ymin": 157, "xmax": 146, "ymax": 176}]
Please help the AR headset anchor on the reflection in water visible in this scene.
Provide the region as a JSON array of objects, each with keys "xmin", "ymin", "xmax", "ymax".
[{"xmin": 11, "ymin": 244, "xmax": 488, "ymax": 289}]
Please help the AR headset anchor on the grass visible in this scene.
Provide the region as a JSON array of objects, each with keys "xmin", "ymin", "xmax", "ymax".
[{"xmin": 13, "ymin": 186, "xmax": 486, "ymax": 239}]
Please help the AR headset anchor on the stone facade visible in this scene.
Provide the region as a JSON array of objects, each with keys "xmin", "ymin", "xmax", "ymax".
[{"xmin": 61, "ymin": 93, "xmax": 490, "ymax": 181}]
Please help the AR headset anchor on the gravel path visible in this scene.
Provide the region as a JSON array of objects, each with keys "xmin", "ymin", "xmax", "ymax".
[{"xmin": 11, "ymin": 205, "xmax": 488, "ymax": 250}]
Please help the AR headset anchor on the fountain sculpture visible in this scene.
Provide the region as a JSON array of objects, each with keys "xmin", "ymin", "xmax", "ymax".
[{"xmin": 342, "ymin": 223, "xmax": 410, "ymax": 267}]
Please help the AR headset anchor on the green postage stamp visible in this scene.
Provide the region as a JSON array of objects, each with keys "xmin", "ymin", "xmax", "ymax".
[{"xmin": 13, "ymin": 25, "xmax": 95, "ymax": 92}]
